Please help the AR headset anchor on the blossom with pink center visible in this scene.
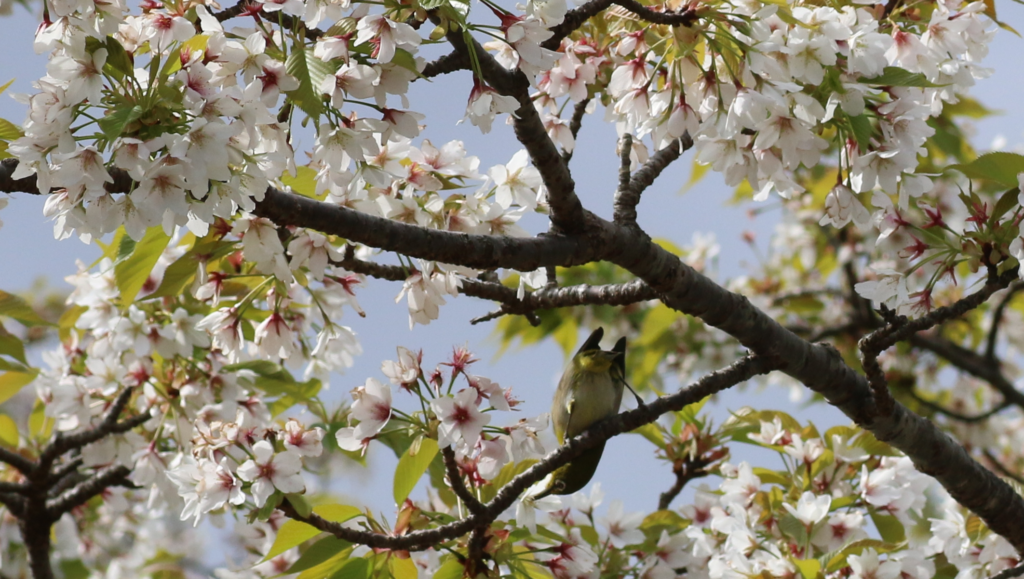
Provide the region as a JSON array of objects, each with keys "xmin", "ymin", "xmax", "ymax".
[
  {"xmin": 254, "ymin": 311, "xmax": 296, "ymax": 359},
  {"xmin": 283, "ymin": 419, "xmax": 324, "ymax": 458},
  {"xmin": 336, "ymin": 378, "xmax": 392, "ymax": 451},
  {"xmin": 431, "ymin": 388, "xmax": 491, "ymax": 448},
  {"xmin": 236, "ymin": 440, "xmax": 305, "ymax": 507}
]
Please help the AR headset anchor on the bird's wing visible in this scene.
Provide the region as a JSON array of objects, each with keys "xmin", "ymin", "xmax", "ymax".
[{"xmin": 562, "ymin": 394, "xmax": 577, "ymax": 445}]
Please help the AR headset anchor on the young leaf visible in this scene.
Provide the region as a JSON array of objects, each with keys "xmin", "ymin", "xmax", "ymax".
[
  {"xmin": 0, "ymin": 290, "xmax": 52, "ymax": 327},
  {"xmin": 858, "ymin": 67, "xmax": 942, "ymax": 87},
  {"xmin": 948, "ymin": 152, "xmax": 1024, "ymax": 187},
  {"xmin": 285, "ymin": 46, "xmax": 326, "ymax": 119},
  {"xmin": 393, "ymin": 437, "xmax": 439, "ymax": 504},
  {"xmin": 114, "ymin": 226, "xmax": 171, "ymax": 307}
]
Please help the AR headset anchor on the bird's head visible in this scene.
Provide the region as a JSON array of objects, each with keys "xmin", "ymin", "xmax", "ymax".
[{"xmin": 574, "ymin": 349, "xmax": 621, "ymax": 373}]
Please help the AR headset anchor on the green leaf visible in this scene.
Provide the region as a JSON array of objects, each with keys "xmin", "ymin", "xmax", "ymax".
[
  {"xmin": 0, "ymin": 290, "xmax": 52, "ymax": 327},
  {"xmin": 147, "ymin": 236, "xmax": 237, "ymax": 300},
  {"xmin": 752, "ymin": 467, "xmax": 790, "ymax": 486},
  {"xmin": 991, "ymin": 187, "xmax": 1020, "ymax": 224},
  {"xmin": 0, "ymin": 79, "xmax": 14, "ymax": 96},
  {"xmin": 792, "ymin": 558, "xmax": 821, "ymax": 579},
  {"xmin": 848, "ymin": 114, "xmax": 874, "ymax": 152},
  {"xmin": 394, "ymin": 437, "xmax": 439, "ymax": 505},
  {"xmin": 263, "ymin": 504, "xmax": 362, "ymax": 561},
  {"xmin": 948, "ymin": 152, "xmax": 1024, "ymax": 187},
  {"xmin": 281, "ymin": 166, "xmax": 321, "ymax": 198},
  {"xmin": 630, "ymin": 422, "xmax": 664, "ymax": 447},
  {"xmin": 0, "ymin": 371, "xmax": 37, "ymax": 405},
  {"xmin": 858, "ymin": 67, "xmax": 942, "ymax": 87},
  {"xmin": 0, "ymin": 414, "xmax": 18, "ymax": 446},
  {"xmin": 103, "ymin": 36, "xmax": 134, "ymax": 80},
  {"xmin": 388, "ymin": 556, "xmax": 418, "ymax": 579},
  {"xmin": 433, "ymin": 556, "xmax": 465, "ymax": 578},
  {"xmin": 59, "ymin": 559, "xmax": 90, "ymax": 579},
  {"xmin": 479, "ymin": 459, "xmax": 536, "ymax": 503},
  {"xmin": 778, "ymin": 513, "xmax": 809, "ymax": 544},
  {"xmin": 223, "ymin": 360, "xmax": 321, "ymax": 401},
  {"xmin": 641, "ymin": 509, "xmax": 688, "ymax": 533},
  {"xmin": 420, "ymin": 0, "xmax": 447, "ymax": 9},
  {"xmin": 328, "ymin": 557, "xmax": 370, "ymax": 579},
  {"xmin": 551, "ymin": 317, "xmax": 578, "ymax": 358},
  {"xmin": 288, "ymin": 537, "xmax": 352, "ymax": 573},
  {"xmin": 869, "ymin": 510, "xmax": 906, "ymax": 544},
  {"xmin": 285, "ymin": 45, "xmax": 326, "ymax": 119},
  {"xmin": 98, "ymin": 105, "xmax": 145, "ymax": 141},
  {"xmin": 0, "ymin": 323, "xmax": 27, "ymax": 364},
  {"xmin": 821, "ymin": 538, "xmax": 898, "ymax": 572},
  {"xmin": 287, "ymin": 493, "xmax": 313, "ymax": 518},
  {"xmin": 0, "ymin": 118, "xmax": 22, "ymax": 141},
  {"xmin": 682, "ymin": 158, "xmax": 711, "ymax": 192},
  {"xmin": 114, "ymin": 227, "xmax": 171, "ymax": 307},
  {"xmin": 390, "ymin": 48, "xmax": 423, "ymax": 78}
]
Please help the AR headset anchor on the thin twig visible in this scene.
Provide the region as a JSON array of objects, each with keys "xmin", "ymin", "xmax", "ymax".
[
  {"xmin": 983, "ymin": 450, "xmax": 1024, "ymax": 485},
  {"xmin": 657, "ymin": 455, "xmax": 711, "ymax": 510},
  {"xmin": 858, "ymin": 272, "xmax": 1017, "ymax": 416},
  {"xmin": 985, "ymin": 282, "xmax": 1022, "ymax": 363},
  {"xmin": 908, "ymin": 392, "xmax": 1010, "ymax": 424},
  {"xmin": 561, "ymin": 98, "xmax": 592, "ymax": 164}
]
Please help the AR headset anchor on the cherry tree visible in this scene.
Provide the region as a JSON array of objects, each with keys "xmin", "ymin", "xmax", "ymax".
[{"xmin": 1, "ymin": 0, "xmax": 1024, "ymax": 576}]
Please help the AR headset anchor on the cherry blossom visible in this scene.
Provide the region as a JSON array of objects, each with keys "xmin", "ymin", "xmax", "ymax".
[
  {"xmin": 431, "ymin": 388, "xmax": 491, "ymax": 448},
  {"xmin": 236, "ymin": 441, "xmax": 306, "ymax": 507}
]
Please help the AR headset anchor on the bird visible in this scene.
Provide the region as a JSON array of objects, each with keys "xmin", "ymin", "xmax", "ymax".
[{"xmin": 529, "ymin": 327, "xmax": 644, "ymax": 499}]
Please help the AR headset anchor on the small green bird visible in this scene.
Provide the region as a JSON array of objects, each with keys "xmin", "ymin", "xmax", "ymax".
[{"xmin": 530, "ymin": 327, "xmax": 643, "ymax": 499}]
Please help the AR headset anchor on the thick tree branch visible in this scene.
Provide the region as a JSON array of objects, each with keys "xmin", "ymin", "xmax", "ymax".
[
  {"xmin": 440, "ymin": 25, "xmax": 586, "ymax": 234},
  {"xmin": 280, "ymin": 354, "xmax": 769, "ymax": 550}
]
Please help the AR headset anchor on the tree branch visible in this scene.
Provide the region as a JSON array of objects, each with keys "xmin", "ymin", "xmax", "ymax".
[
  {"xmin": 439, "ymin": 23, "xmax": 586, "ymax": 234},
  {"xmin": 542, "ymin": 0, "xmax": 615, "ymax": 50},
  {"xmin": 45, "ymin": 465, "xmax": 132, "ymax": 518},
  {"xmin": 421, "ymin": 49, "xmax": 470, "ymax": 79},
  {"xmin": 909, "ymin": 333, "xmax": 1024, "ymax": 410},
  {"xmin": 907, "ymin": 392, "xmax": 1010, "ymax": 424},
  {"xmin": 657, "ymin": 454, "xmax": 711, "ymax": 510},
  {"xmin": 614, "ymin": 134, "xmax": 690, "ymax": 226},
  {"xmin": 986, "ymin": 282, "xmax": 1022, "ymax": 363},
  {"xmin": 611, "ymin": 0, "xmax": 699, "ymax": 27},
  {"xmin": 561, "ymin": 98, "xmax": 592, "ymax": 164},
  {"xmin": 441, "ymin": 446, "xmax": 485, "ymax": 516},
  {"xmin": 279, "ymin": 354, "xmax": 769, "ymax": 550},
  {"xmin": 0, "ymin": 446, "xmax": 36, "ymax": 475},
  {"xmin": 36, "ymin": 387, "xmax": 145, "ymax": 477}
]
